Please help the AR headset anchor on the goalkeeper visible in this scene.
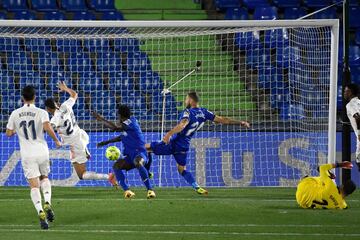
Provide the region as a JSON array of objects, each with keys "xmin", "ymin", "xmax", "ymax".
[{"xmin": 296, "ymin": 162, "xmax": 356, "ymax": 209}]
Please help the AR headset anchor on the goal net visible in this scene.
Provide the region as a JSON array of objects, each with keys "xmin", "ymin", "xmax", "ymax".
[{"xmin": 0, "ymin": 20, "xmax": 338, "ymax": 187}]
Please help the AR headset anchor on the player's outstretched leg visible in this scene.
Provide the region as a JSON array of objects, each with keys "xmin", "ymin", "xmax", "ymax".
[
  {"xmin": 29, "ymin": 178, "xmax": 48, "ymax": 229},
  {"xmin": 73, "ymin": 162, "xmax": 110, "ymax": 181},
  {"xmin": 40, "ymin": 176, "xmax": 54, "ymax": 222},
  {"xmin": 145, "ymin": 153, "xmax": 154, "ymax": 179},
  {"xmin": 112, "ymin": 162, "xmax": 135, "ymax": 199},
  {"xmin": 135, "ymin": 157, "xmax": 156, "ymax": 199},
  {"xmin": 177, "ymin": 165, "xmax": 208, "ymax": 195}
]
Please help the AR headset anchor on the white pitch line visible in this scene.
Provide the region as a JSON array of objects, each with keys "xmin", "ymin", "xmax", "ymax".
[
  {"xmin": 0, "ymin": 224, "xmax": 359, "ymax": 228},
  {"xmin": 0, "ymin": 228, "xmax": 359, "ymax": 237}
]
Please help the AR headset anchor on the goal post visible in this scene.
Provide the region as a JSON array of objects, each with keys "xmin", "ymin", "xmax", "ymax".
[{"xmin": 0, "ymin": 20, "xmax": 339, "ymax": 187}]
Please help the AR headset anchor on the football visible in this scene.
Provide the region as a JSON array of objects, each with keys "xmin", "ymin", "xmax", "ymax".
[{"xmin": 105, "ymin": 146, "xmax": 120, "ymax": 161}]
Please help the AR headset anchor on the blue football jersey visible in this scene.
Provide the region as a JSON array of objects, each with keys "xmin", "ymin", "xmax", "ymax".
[
  {"xmin": 119, "ymin": 116, "xmax": 146, "ymax": 156},
  {"xmin": 171, "ymin": 107, "xmax": 215, "ymax": 150}
]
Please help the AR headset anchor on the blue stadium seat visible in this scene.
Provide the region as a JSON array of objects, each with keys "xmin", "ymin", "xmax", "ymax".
[
  {"xmin": 7, "ymin": 52, "xmax": 33, "ymax": 72},
  {"xmin": 43, "ymin": 11, "xmax": 65, "ymax": 20},
  {"xmin": 96, "ymin": 52, "xmax": 122, "ymax": 72},
  {"xmin": 276, "ymin": 46, "xmax": 301, "ymax": 68},
  {"xmin": 225, "ymin": 8, "xmax": 249, "ymax": 20},
  {"xmin": 215, "ymin": 0, "xmax": 240, "ymax": 9},
  {"xmin": 61, "ymin": 0, "xmax": 87, "ymax": 11},
  {"xmin": 127, "ymin": 52, "xmax": 151, "ymax": 72},
  {"xmin": 56, "ymin": 39, "xmax": 81, "ymax": 52},
  {"xmin": 114, "ymin": 38, "xmax": 140, "ymax": 52},
  {"xmin": 37, "ymin": 52, "xmax": 62, "ymax": 72},
  {"xmin": 264, "ymin": 28, "xmax": 289, "ymax": 48},
  {"xmin": 242, "ymin": 0, "xmax": 269, "ymax": 9},
  {"xmin": 0, "ymin": 12, "xmax": 7, "ymax": 19},
  {"xmin": 270, "ymin": 87, "xmax": 290, "ymax": 109},
  {"xmin": 152, "ymin": 91, "xmax": 179, "ymax": 117},
  {"xmin": 246, "ymin": 48, "xmax": 272, "ymax": 70},
  {"xmin": 234, "ymin": 31, "xmax": 261, "ymax": 50},
  {"xmin": 301, "ymin": 87, "xmax": 327, "ymax": 108},
  {"xmin": 254, "ymin": 7, "xmax": 278, "ymax": 20},
  {"xmin": 72, "ymin": 11, "xmax": 96, "ymax": 20},
  {"xmin": 356, "ymin": 29, "xmax": 360, "ymax": 45},
  {"xmin": 110, "ymin": 72, "xmax": 135, "ymax": 91},
  {"xmin": 83, "ymin": 39, "xmax": 110, "ymax": 52},
  {"xmin": 349, "ymin": 45, "xmax": 360, "ymax": 67},
  {"xmin": 273, "ymin": 0, "xmax": 301, "ymax": 7},
  {"xmin": 312, "ymin": 8, "xmax": 337, "ymax": 19},
  {"xmin": 257, "ymin": 67, "xmax": 284, "ymax": 89},
  {"xmin": 101, "ymin": 11, "xmax": 124, "ymax": 20},
  {"xmin": 67, "ymin": 52, "xmax": 94, "ymax": 73},
  {"xmin": 25, "ymin": 38, "xmax": 52, "ymax": 52},
  {"xmin": 12, "ymin": 10, "xmax": 36, "ymax": 20},
  {"xmin": 280, "ymin": 104, "xmax": 305, "ymax": 120},
  {"xmin": 87, "ymin": 0, "xmax": 116, "ymax": 11},
  {"xmin": 350, "ymin": 7, "xmax": 360, "ymax": 28},
  {"xmin": 303, "ymin": 0, "xmax": 331, "ymax": 8},
  {"xmin": 82, "ymin": 75, "xmax": 103, "ymax": 91},
  {"xmin": 139, "ymin": 71, "xmax": 163, "ymax": 93},
  {"xmin": 1, "ymin": 0, "xmax": 28, "ymax": 11},
  {"xmin": 31, "ymin": 0, "xmax": 58, "ymax": 11},
  {"xmin": 0, "ymin": 38, "xmax": 20, "ymax": 51},
  {"xmin": 283, "ymin": 7, "xmax": 307, "ymax": 19}
]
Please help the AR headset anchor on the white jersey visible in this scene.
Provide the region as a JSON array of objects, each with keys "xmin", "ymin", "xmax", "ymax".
[
  {"xmin": 50, "ymin": 97, "xmax": 81, "ymax": 145},
  {"xmin": 346, "ymin": 97, "xmax": 360, "ymax": 135},
  {"xmin": 6, "ymin": 104, "xmax": 50, "ymax": 160}
]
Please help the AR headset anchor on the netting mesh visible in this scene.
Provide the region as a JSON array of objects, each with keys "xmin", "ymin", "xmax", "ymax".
[{"xmin": 0, "ymin": 22, "xmax": 336, "ymax": 187}]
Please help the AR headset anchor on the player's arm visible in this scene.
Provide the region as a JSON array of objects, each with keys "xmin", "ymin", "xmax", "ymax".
[
  {"xmin": 163, "ymin": 118, "xmax": 189, "ymax": 144},
  {"xmin": 213, "ymin": 116, "xmax": 250, "ymax": 128},
  {"xmin": 58, "ymin": 81, "xmax": 78, "ymax": 101},
  {"xmin": 97, "ymin": 136, "xmax": 122, "ymax": 147},
  {"xmin": 5, "ymin": 113, "xmax": 15, "ymax": 137},
  {"xmin": 91, "ymin": 111, "xmax": 124, "ymax": 132},
  {"xmin": 319, "ymin": 162, "xmax": 353, "ymax": 182},
  {"xmin": 43, "ymin": 121, "xmax": 62, "ymax": 148}
]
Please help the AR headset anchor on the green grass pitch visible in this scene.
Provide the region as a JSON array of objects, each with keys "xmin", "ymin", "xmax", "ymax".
[{"xmin": 0, "ymin": 187, "xmax": 359, "ymax": 240}]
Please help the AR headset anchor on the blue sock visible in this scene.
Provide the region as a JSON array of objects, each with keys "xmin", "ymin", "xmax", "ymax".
[
  {"xmin": 181, "ymin": 170, "xmax": 199, "ymax": 189},
  {"xmin": 138, "ymin": 165, "xmax": 152, "ymax": 190},
  {"xmin": 113, "ymin": 168, "xmax": 129, "ymax": 191}
]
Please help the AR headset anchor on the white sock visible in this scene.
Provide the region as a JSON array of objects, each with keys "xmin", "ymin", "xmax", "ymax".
[
  {"xmin": 40, "ymin": 178, "xmax": 52, "ymax": 205},
  {"xmin": 30, "ymin": 188, "xmax": 43, "ymax": 214},
  {"xmin": 82, "ymin": 171, "xmax": 108, "ymax": 180}
]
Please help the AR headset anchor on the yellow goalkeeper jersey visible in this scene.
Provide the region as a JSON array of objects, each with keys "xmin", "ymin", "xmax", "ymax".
[{"xmin": 296, "ymin": 164, "xmax": 347, "ymax": 209}]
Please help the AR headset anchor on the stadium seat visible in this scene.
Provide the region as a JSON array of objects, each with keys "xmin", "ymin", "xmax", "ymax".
[
  {"xmin": 25, "ymin": 38, "xmax": 52, "ymax": 52},
  {"xmin": 139, "ymin": 71, "xmax": 163, "ymax": 93},
  {"xmin": 253, "ymin": 7, "xmax": 278, "ymax": 20},
  {"xmin": 31, "ymin": 0, "xmax": 58, "ymax": 11},
  {"xmin": 225, "ymin": 8, "xmax": 249, "ymax": 20},
  {"xmin": 43, "ymin": 11, "xmax": 65, "ymax": 20},
  {"xmin": 61, "ymin": 0, "xmax": 87, "ymax": 11},
  {"xmin": 283, "ymin": 7, "xmax": 307, "ymax": 19},
  {"xmin": 273, "ymin": 0, "xmax": 301, "ymax": 8},
  {"xmin": 303, "ymin": 0, "xmax": 331, "ymax": 8},
  {"xmin": 270, "ymin": 87, "xmax": 290, "ymax": 109},
  {"xmin": 0, "ymin": 12, "xmax": 7, "ymax": 19},
  {"xmin": 349, "ymin": 45, "xmax": 360, "ymax": 67},
  {"xmin": 0, "ymin": 38, "xmax": 20, "ymax": 51},
  {"xmin": 126, "ymin": 52, "xmax": 151, "ymax": 72},
  {"xmin": 12, "ymin": 10, "xmax": 36, "ymax": 20},
  {"xmin": 101, "ymin": 11, "xmax": 124, "ymax": 20},
  {"xmin": 235, "ymin": 31, "xmax": 261, "ymax": 50},
  {"xmin": 37, "ymin": 52, "xmax": 62, "ymax": 72},
  {"xmin": 67, "ymin": 52, "xmax": 94, "ymax": 73},
  {"xmin": 1, "ymin": 0, "xmax": 28, "ymax": 11},
  {"xmin": 280, "ymin": 104, "xmax": 305, "ymax": 120},
  {"xmin": 72, "ymin": 11, "xmax": 96, "ymax": 20},
  {"xmin": 87, "ymin": 0, "xmax": 116, "ymax": 11},
  {"xmin": 56, "ymin": 39, "xmax": 82, "ymax": 52},
  {"xmin": 350, "ymin": 7, "xmax": 360, "ymax": 28},
  {"xmin": 110, "ymin": 72, "xmax": 135, "ymax": 91},
  {"xmin": 264, "ymin": 28, "xmax": 289, "ymax": 48},
  {"xmin": 114, "ymin": 38, "xmax": 140, "ymax": 52},
  {"xmin": 257, "ymin": 67, "xmax": 284, "ymax": 89},
  {"xmin": 83, "ymin": 39, "xmax": 111, "ymax": 52},
  {"xmin": 215, "ymin": 0, "xmax": 240, "ymax": 9},
  {"xmin": 7, "ymin": 52, "xmax": 33, "ymax": 72},
  {"xmin": 246, "ymin": 48, "xmax": 272, "ymax": 70},
  {"xmin": 96, "ymin": 52, "xmax": 122, "ymax": 72},
  {"xmin": 312, "ymin": 8, "xmax": 337, "ymax": 19},
  {"xmin": 242, "ymin": 0, "xmax": 269, "ymax": 9},
  {"xmin": 351, "ymin": 67, "xmax": 360, "ymax": 85},
  {"xmin": 276, "ymin": 46, "xmax": 300, "ymax": 68}
]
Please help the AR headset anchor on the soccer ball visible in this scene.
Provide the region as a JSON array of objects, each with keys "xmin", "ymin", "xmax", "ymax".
[{"xmin": 105, "ymin": 146, "xmax": 120, "ymax": 161}]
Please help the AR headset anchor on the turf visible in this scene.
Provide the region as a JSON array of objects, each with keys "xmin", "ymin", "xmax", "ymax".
[{"xmin": 0, "ymin": 187, "xmax": 359, "ymax": 240}]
